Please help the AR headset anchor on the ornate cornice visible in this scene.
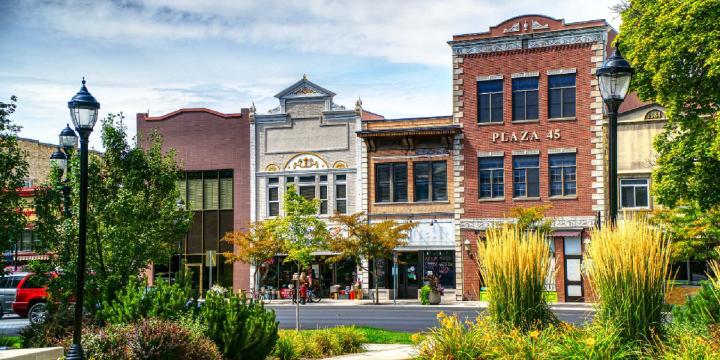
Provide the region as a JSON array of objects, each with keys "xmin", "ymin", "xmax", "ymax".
[
  {"xmin": 452, "ymin": 40, "xmax": 522, "ymax": 55},
  {"xmin": 528, "ymin": 32, "xmax": 604, "ymax": 49},
  {"xmin": 450, "ymin": 28, "xmax": 606, "ymax": 56},
  {"xmin": 459, "ymin": 216, "xmax": 596, "ymax": 230}
]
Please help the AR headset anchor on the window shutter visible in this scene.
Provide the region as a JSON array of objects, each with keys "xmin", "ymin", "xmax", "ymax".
[
  {"xmin": 220, "ymin": 177, "xmax": 233, "ymax": 209},
  {"xmin": 204, "ymin": 174, "xmax": 219, "ymax": 210},
  {"xmin": 188, "ymin": 177, "xmax": 203, "ymax": 211}
]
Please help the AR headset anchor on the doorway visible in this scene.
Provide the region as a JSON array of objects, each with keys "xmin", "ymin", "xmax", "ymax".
[
  {"xmin": 185, "ymin": 263, "xmax": 203, "ymax": 297},
  {"xmin": 397, "ymin": 252, "xmax": 420, "ymax": 299},
  {"xmin": 563, "ymin": 237, "xmax": 584, "ymax": 302}
]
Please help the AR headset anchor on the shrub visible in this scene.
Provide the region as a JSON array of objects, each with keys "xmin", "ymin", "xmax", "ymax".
[
  {"xmin": 273, "ymin": 326, "xmax": 366, "ymax": 360},
  {"xmin": 587, "ymin": 215, "xmax": 672, "ymax": 343},
  {"xmin": 0, "ymin": 336, "xmax": 23, "ymax": 349},
  {"xmin": 201, "ymin": 287, "xmax": 278, "ymax": 360},
  {"xmin": 101, "ymin": 276, "xmax": 195, "ymax": 324},
  {"xmin": 420, "ymin": 285, "xmax": 431, "ymax": 305},
  {"xmin": 673, "ymin": 257, "xmax": 720, "ymax": 327},
  {"xmin": 478, "ymin": 225, "xmax": 556, "ymax": 330},
  {"xmin": 81, "ymin": 318, "xmax": 221, "ymax": 360},
  {"xmin": 20, "ymin": 304, "xmax": 76, "ymax": 349}
]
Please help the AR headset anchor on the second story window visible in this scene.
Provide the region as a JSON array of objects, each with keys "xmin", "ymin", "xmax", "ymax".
[
  {"xmin": 479, "ymin": 156, "xmax": 504, "ymax": 199},
  {"xmin": 335, "ymin": 174, "xmax": 347, "ymax": 214},
  {"xmin": 549, "ymin": 74, "xmax": 576, "ymax": 119},
  {"xmin": 513, "ymin": 155, "xmax": 540, "ymax": 198},
  {"xmin": 267, "ymin": 177, "xmax": 279, "ymax": 217},
  {"xmin": 375, "ymin": 163, "xmax": 408, "ymax": 203},
  {"xmin": 512, "ymin": 77, "xmax": 539, "ymax": 121},
  {"xmin": 477, "ymin": 79, "xmax": 503, "ymax": 123},
  {"xmin": 319, "ymin": 175, "xmax": 328, "ymax": 214},
  {"xmin": 549, "ymin": 153, "xmax": 577, "ymax": 197},
  {"xmin": 620, "ymin": 178, "xmax": 650, "ymax": 208},
  {"xmin": 414, "ymin": 161, "xmax": 447, "ymax": 202}
]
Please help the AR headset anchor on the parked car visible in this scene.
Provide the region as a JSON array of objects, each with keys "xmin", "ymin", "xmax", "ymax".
[
  {"xmin": 0, "ymin": 272, "xmax": 28, "ymax": 317},
  {"xmin": 12, "ymin": 273, "xmax": 54, "ymax": 325}
]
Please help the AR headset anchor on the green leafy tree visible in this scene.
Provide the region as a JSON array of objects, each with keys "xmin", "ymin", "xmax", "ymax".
[
  {"xmin": 328, "ymin": 212, "xmax": 414, "ymax": 304},
  {"xmin": 617, "ymin": 0, "xmax": 720, "ymax": 209},
  {"xmin": 508, "ymin": 205, "xmax": 553, "ymax": 235},
  {"xmin": 265, "ymin": 186, "xmax": 328, "ymax": 329},
  {"xmin": 651, "ymin": 201, "xmax": 720, "ymax": 262},
  {"xmin": 0, "ymin": 96, "xmax": 29, "ymax": 256},
  {"xmin": 34, "ymin": 113, "xmax": 191, "ymax": 314}
]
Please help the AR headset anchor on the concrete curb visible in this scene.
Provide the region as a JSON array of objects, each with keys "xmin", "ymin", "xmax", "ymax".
[
  {"xmin": 264, "ymin": 300, "xmax": 596, "ymax": 312},
  {"xmin": 325, "ymin": 344, "xmax": 416, "ymax": 360}
]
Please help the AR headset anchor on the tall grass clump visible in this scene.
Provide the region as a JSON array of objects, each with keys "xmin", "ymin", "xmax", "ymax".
[
  {"xmin": 478, "ymin": 225, "xmax": 556, "ymax": 330},
  {"xmin": 587, "ymin": 215, "xmax": 672, "ymax": 344}
]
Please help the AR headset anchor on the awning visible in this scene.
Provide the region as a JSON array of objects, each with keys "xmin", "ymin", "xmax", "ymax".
[
  {"xmin": 356, "ymin": 125, "xmax": 461, "ymax": 138},
  {"xmin": 16, "ymin": 254, "xmax": 50, "ymax": 261},
  {"xmin": 552, "ymin": 230, "xmax": 582, "ymax": 237}
]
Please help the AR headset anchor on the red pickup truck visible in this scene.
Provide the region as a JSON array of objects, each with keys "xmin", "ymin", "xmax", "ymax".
[{"xmin": 12, "ymin": 273, "xmax": 53, "ymax": 325}]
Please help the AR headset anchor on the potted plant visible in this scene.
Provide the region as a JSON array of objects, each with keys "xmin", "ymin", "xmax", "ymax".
[{"xmin": 425, "ymin": 274, "xmax": 444, "ymax": 305}]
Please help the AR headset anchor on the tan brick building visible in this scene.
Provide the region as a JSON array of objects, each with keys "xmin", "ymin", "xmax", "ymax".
[{"xmin": 449, "ymin": 15, "xmax": 616, "ymax": 302}]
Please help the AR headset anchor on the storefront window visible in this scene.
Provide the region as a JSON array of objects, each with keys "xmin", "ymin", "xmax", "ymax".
[{"xmin": 423, "ymin": 251, "xmax": 455, "ymax": 288}]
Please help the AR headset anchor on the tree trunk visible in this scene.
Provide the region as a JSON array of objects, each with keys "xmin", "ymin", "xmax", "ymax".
[
  {"xmin": 295, "ymin": 265, "xmax": 301, "ymax": 331},
  {"xmin": 373, "ymin": 259, "xmax": 379, "ymax": 305}
]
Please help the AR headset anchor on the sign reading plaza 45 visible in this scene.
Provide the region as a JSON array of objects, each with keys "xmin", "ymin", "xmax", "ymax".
[{"xmin": 491, "ymin": 129, "xmax": 561, "ymax": 143}]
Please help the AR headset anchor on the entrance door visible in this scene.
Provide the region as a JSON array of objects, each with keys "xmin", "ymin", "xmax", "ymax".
[
  {"xmin": 185, "ymin": 263, "xmax": 203, "ymax": 297},
  {"xmin": 563, "ymin": 237, "xmax": 584, "ymax": 302},
  {"xmin": 398, "ymin": 252, "xmax": 420, "ymax": 299}
]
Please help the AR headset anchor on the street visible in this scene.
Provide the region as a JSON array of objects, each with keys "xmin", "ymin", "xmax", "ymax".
[
  {"xmin": 268, "ymin": 305, "xmax": 594, "ymax": 332},
  {"xmin": 0, "ymin": 315, "xmax": 28, "ymax": 336}
]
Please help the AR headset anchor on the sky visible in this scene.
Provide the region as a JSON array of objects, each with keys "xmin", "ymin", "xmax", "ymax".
[{"xmin": 0, "ymin": 0, "xmax": 622, "ymax": 149}]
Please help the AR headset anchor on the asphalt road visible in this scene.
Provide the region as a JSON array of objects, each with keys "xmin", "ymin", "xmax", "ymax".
[
  {"xmin": 268, "ymin": 305, "xmax": 594, "ymax": 332},
  {"xmin": 0, "ymin": 315, "xmax": 28, "ymax": 336}
]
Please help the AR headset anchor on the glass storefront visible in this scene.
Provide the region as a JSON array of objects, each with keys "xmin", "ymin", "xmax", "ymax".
[
  {"xmin": 259, "ymin": 255, "xmax": 358, "ymax": 298},
  {"xmin": 370, "ymin": 250, "xmax": 455, "ymax": 299}
]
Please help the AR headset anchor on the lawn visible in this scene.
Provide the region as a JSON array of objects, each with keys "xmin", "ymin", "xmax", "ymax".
[{"xmin": 354, "ymin": 326, "xmax": 414, "ymax": 344}]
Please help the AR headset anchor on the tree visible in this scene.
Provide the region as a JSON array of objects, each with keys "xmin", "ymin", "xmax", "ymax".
[
  {"xmin": 651, "ymin": 201, "xmax": 720, "ymax": 262},
  {"xmin": 617, "ymin": 0, "xmax": 720, "ymax": 209},
  {"xmin": 328, "ymin": 212, "xmax": 414, "ymax": 305},
  {"xmin": 508, "ymin": 205, "xmax": 553, "ymax": 235},
  {"xmin": 0, "ymin": 96, "xmax": 29, "ymax": 257},
  {"xmin": 264, "ymin": 186, "xmax": 328, "ymax": 329},
  {"xmin": 222, "ymin": 221, "xmax": 283, "ymax": 295},
  {"xmin": 34, "ymin": 113, "xmax": 191, "ymax": 314}
]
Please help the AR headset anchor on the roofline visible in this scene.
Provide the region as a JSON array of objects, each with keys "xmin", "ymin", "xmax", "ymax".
[
  {"xmin": 450, "ymin": 16, "xmax": 610, "ymax": 43},
  {"xmin": 361, "ymin": 109, "xmax": 385, "ymax": 118},
  {"xmin": 619, "ymin": 103, "xmax": 660, "ymax": 116},
  {"xmin": 363, "ymin": 115, "xmax": 453, "ymax": 123},
  {"xmin": 140, "ymin": 108, "xmax": 246, "ymax": 121},
  {"xmin": 274, "ymin": 78, "xmax": 336, "ymax": 99}
]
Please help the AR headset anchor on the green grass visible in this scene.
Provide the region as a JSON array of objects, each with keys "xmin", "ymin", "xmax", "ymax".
[
  {"xmin": 0, "ymin": 336, "xmax": 23, "ymax": 349},
  {"xmin": 354, "ymin": 326, "xmax": 414, "ymax": 344}
]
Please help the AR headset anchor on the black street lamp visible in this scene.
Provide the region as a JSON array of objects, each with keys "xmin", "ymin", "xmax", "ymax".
[
  {"xmin": 50, "ymin": 124, "xmax": 77, "ymax": 217},
  {"xmin": 65, "ymin": 78, "xmax": 100, "ymax": 360},
  {"xmin": 596, "ymin": 46, "xmax": 634, "ymax": 224}
]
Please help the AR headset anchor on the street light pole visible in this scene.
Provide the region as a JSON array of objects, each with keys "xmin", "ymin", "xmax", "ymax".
[
  {"xmin": 65, "ymin": 78, "xmax": 100, "ymax": 360},
  {"xmin": 596, "ymin": 46, "xmax": 634, "ymax": 224}
]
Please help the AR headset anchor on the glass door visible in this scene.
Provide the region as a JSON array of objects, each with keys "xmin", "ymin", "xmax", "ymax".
[
  {"xmin": 398, "ymin": 252, "xmax": 419, "ymax": 299},
  {"xmin": 563, "ymin": 237, "xmax": 584, "ymax": 302}
]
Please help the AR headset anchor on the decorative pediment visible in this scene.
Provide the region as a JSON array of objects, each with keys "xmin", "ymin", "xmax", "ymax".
[
  {"xmin": 275, "ymin": 76, "xmax": 336, "ymax": 100},
  {"xmin": 284, "ymin": 153, "xmax": 329, "ymax": 170}
]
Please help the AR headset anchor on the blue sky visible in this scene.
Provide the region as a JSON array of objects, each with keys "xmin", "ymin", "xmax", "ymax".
[{"xmin": 0, "ymin": 0, "xmax": 621, "ymax": 148}]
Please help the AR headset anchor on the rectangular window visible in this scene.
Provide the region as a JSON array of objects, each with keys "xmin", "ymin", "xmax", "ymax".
[
  {"xmin": 375, "ymin": 163, "xmax": 408, "ymax": 203},
  {"xmin": 268, "ymin": 177, "xmax": 279, "ymax": 217},
  {"xmin": 549, "ymin": 153, "xmax": 577, "ymax": 196},
  {"xmin": 335, "ymin": 174, "xmax": 347, "ymax": 214},
  {"xmin": 319, "ymin": 176, "xmax": 328, "ymax": 215},
  {"xmin": 413, "ymin": 161, "xmax": 447, "ymax": 202},
  {"xmin": 512, "ymin": 77, "xmax": 539, "ymax": 121},
  {"xmin": 203, "ymin": 171, "xmax": 219, "ymax": 210},
  {"xmin": 176, "ymin": 176, "xmax": 187, "ymax": 209},
  {"xmin": 219, "ymin": 170, "xmax": 233, "ymax": 210},
  {"xmin": 477, "ymin": 79, "xmax": 503, "ymax": 123},
  {"xmin": 187, "ymin": 172, "xmax": 203, "ymax": 211},
  {"xmin": 479, "ymin": 157, "xmax": 504, "ymax": 199},
  {"xmin": 620, "ymin": 178, "xmax": 650, "ymax": 208},
  {"xmin": 548, "ymin": 74, "xmax": 576, "ymax": 119},
  {"xmin": 513, "ymin": 155, "xmax": 540, "ymax": 198},
  {"xmin": 298, "ymin": 176, "xmax": 316, "ymax": 201}
]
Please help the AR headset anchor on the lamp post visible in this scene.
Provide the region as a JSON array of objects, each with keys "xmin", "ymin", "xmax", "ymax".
[
  {"xmin": 65, "ymin": 78, "xmax": 100, "ymax": 360},
  {"xmin": 596, "ymin": 46, "xmax": 634, "ymax": 224},
  {"xmin": 50, "ymin": 124, "xmax": 78, "ymax": 217}
]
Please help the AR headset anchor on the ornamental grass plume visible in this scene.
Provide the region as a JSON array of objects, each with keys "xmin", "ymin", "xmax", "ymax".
[
  {"xmin": 478, "ymin": 225, "xmax": 556, "ymax": 331},
  {"xmin": 587, "ymin": 215, "xmax": 672, "ymax": 344}
]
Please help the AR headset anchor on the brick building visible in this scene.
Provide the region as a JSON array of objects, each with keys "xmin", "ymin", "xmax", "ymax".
[
  {"xmin": 449, "ymin": 15, "xmax": 616, "ymax": 302},
  {"xmin": 357, "ymin": 113, "xmax": 459, "ymax": 300},
  {"xmin": 137, "ymin": 108, "xmax": 252, "ymax": 293}
]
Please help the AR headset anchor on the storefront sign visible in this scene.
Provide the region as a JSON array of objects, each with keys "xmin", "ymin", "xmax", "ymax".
[
  {"xmin": 405, "ymin": 221, "xmax": 454, "ymax": 249},
  {"xmin": 491, "ymin": 129, "xmax": 561, "ymax": 143}
]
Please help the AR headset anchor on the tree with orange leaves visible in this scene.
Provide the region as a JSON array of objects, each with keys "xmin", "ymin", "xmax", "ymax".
[
  {"xmin": 223, "ymin": 221, "xmax": 283, "ymax": 295},
  {"xmin": 329, "ymin": 212, "xmax": 415, "ymax": 304}
]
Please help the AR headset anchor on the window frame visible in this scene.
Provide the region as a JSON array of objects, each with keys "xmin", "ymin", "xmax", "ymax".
[
  {"xmin": 375, "ymin": 163, "xmax": 408, "ymax": 203},
  {"xmin": 511, "ymin": 77, "xmax": 539, "ymax": 122},
  {"xmin": 512, "ymin": 155, "xmax": 540, "ymax": 198},
  {"xmin": 478, "ymin": 156, "xmax": 504, "ymax": 200},
  {"xmin": 335, "ymin": 174, "xmax": 347, "ymax": 214},
  {"xmin": 620, "ymin": 178, "xmax": 650, "ymax": 209},
  {"xmin": 549, "ymin": 153, "xmax": 577, "ymax": 197},
  {"xmin": 548, "ymin": 74, "xmax": 576, "ymax": 119},
  {"xmin": 413, "ymin": 161, "xmax": 448, "ymax": 202},
  {"xmin": 267, "ymin": 177, "xmax": 280, "ymax": 217},
  {"xmin": 477, "ymin": 79, "xmax": 504, "ymax": 124}
]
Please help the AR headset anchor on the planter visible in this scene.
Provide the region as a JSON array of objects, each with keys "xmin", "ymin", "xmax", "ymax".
[{"xmin": 429, "ymin": 290, "xmax": 441, "ymax": 305}]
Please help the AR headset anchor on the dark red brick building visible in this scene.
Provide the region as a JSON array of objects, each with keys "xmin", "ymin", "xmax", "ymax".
[
  {"xmin": 449, "ymin": 15, "xmax": 616, "ymax": 302},
  {"xmin": 137, "ymin": 108, "xmax": 251, "ymax": 293}
]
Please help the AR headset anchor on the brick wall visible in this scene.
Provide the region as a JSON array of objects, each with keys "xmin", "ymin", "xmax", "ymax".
[{"xmin": 137, "ymin": 108, "xmax": 251, "ymax": 292}]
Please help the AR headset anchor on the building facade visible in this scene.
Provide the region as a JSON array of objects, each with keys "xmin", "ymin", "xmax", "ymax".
[
  {"xmin": 449, "ymin": 15, "xmax": 616, "ymax": 302},
  {"xmin": 137, "ymin": 108, "xmax": 252, "ymax": 293},
  {"xmin": 357, "ymin": 114, "xmax": 460, "ymax": 299},
  {"xmin": 250, "ymin": 77, "xmax": 363, "ymax": 296}
]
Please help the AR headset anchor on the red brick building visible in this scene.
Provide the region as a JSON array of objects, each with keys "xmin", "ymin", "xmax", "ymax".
[
  {"xmin": 449, "ymin": 15, "xmax": 616, "ymax": 302},
  {"xmin": 137, "ymin": 108, "xmax": 251, "ymax": 293}
]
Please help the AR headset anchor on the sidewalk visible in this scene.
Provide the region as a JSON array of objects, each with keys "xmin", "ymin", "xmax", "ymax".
[
  {"xmin": 325, "ymin": 344, "xmax": 415, "ymax": 360},
  {"xmin": 263, "ymin": 298, "xmax": 595, "ymax": 311}
]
